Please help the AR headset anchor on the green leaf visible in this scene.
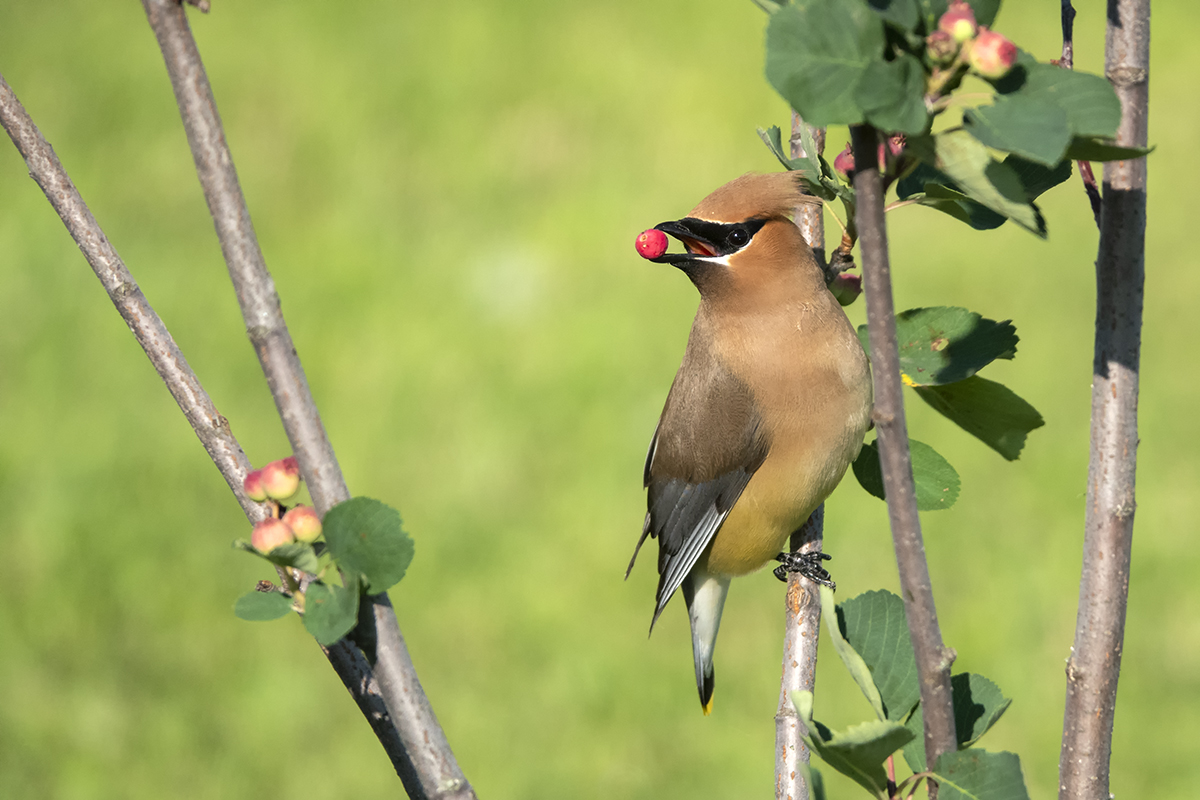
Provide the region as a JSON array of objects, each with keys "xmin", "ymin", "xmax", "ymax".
[
  {"xmin": 262, "ymin": 542, "xmax": 322, "ymax": 574},
  {"xmin": 964, "ymin": 96, "xmax": 1072, "ymax": 167},
  {"xmin": 852, "ymin": 439, "xmax": 960, "ymax": 511},
  {"xmin": 1065, "ymin": 136, "xmax": 1154, "ymax": 162},
  {"xmin": 765, "ymin": 0, "xmax": 885, "ymax": 127},
  {"xmin": 1003, "ymin": 154, "xmax": 1072, "ymax": 199},
  {"xmin": 915, "ymin": 376, "xmax": 1045, "ymax": 460},
  {"xmin": 751, "ymin": 0, "xmax": 785, "ymax": 13},
  {"xmin": 857, "ymin": 307, "xmax": 1018, "ymax": 386},
  {"xmin": 821, "ymin": 586, "xmax": 887, "ymax": 721},
  {"xmin": 757, "ymin": 126, "xmax": 837, "ymax": 200},
  {"xmin": 837, "ymin": 590, "xmax": 920, "ymax": 722},
  {"xmin": 902, "ymin": 673, "xmax": 1013, "ymax": 771},
  {"xmin": 303, "ymin": 575, "xmax": 361, "ymax": 646},
  {"xmin": 323, "ymin": 497, "xmax": 414, "ymax": 593},
  {"xmin": 920, "ymin": 130, "xmax": 1044, "ymax": 236},
  {"xmin": 934, "ymin": 750, "xmax": 1031, "ymax": 800},
  {"xmin": 234, "ymin": 590, "xmax": 293, "ymax": 621},
  {"xmin": 1003, "ymin": 63, "xmax": 1121, "ymax": 138},
  {"xmin": 898, "ymin": 156, "xmax": 1067, "ymax": 230},
  {"xmin": 792, "ymin": 691, "xmax": 915, "ymax": 797},
  {"xmin": 855, "ymin": 54, "xmax": 929, "ymax": 134},
  {"xmin": 799, "ymin": 763, "xmax": 827, "ymax": 800},
  {"xmin": 865, "ymin": 0, "xmax": 919, "ymax": 31}
]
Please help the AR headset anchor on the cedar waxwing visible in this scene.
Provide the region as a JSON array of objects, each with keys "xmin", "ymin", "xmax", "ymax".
[{"xmin": 628, "ymin": 172, "xmax": 873, "ymax": 714}]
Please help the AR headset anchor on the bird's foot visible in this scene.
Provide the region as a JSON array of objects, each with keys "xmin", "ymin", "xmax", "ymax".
[{"xmin": 773, "ymin": 551, "xmax": 835, "ymax": 589}]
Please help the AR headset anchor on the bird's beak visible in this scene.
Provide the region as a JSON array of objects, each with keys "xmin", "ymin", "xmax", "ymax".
[{"xmin": 648, "ymin": 219, "xmax": 720, "ymax": 266}]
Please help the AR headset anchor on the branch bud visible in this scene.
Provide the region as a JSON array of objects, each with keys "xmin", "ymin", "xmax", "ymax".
[
  {"xmin": 251, "ymin": 518, "xmax": 295, "ymax": 553},
  {"xmin": 833, "ymin": 143, "xmax": 855, "ymax": 178}
]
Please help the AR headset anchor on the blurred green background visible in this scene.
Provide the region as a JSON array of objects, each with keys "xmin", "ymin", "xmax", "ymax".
[{"xmin": 0, "ymin": 1, "xmax": 1194, "ymax": 797}]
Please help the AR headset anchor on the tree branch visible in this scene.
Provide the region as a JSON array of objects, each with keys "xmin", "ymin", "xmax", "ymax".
[
  {"xmin": 775, "ymin": 111, "xmax": 828, "ymax": 800},
  {"xmin": 851, "ymin": 123, "xmax": 956, "ymax": 788},
  {"xmin": 775, "ymin": 505, "xmax": 824, "ymax": 800},
  {"xmin": 0, "ymin": 69, "xmax": 414, "ymax": 785},
  {"xmin": 1058, "ymin": 0, "xmax": 1148, "ymax": 796},
  {"xmin": 140, "ymin": 2, "xmax": 476, "ymax": 797}
]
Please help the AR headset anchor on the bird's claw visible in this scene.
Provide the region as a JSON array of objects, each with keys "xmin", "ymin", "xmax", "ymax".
[{"xmin": 773, "ymin": 551, "xmax": 835, "ymax": 589}]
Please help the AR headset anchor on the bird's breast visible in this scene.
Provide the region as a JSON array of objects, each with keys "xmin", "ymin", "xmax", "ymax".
[{"xmin": 703, "ymin": 302, "xmax": 871, "ymax": 577}]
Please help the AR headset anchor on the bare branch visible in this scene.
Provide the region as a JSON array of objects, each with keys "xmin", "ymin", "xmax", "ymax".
[
  {"xmin": 1059, "ymin": 0, "xmax": 1148, "ymax": 796},
  {"xmin": 0, "ymin": 74, "xmax": 264, "ymax": 521},
  {"xmin": 851, "ymin": 123, "xmax": 956, "ymax": 787},
  {"xmin": 775, "ymin": 506, "xmax": 824, "ymax": 800},
  {"xmin": 0, "ymin": 68, "xmax": 416, "ymax": 783},
  {"xmin": 135, "ymin": 2, "xmax": 475, "ymax": 797},
  {"xmin": 775, "ymin": 111, "xmax": 828, "ymax": 800}
]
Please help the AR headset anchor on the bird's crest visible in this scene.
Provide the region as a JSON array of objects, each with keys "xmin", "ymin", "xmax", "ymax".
[{"xmin": 688, "ymin": 172, "xmax": 810, "ymax": 225}]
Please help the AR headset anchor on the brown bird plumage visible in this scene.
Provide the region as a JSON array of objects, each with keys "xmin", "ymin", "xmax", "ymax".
[{"xmin": 630, "ymin": 172, "xmax": 872, "ymax": 713}]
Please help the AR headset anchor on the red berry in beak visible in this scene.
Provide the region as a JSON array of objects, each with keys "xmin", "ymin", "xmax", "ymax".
[{"xmin": 636, "ymin": 228, "xmax": 669, "ymax": 259}]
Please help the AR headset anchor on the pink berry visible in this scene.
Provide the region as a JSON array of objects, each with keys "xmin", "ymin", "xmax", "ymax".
[
  {"xmin": 969, "ymin": 28, "xmax": 1017, "ymax": 78},
  {"xmin": 251, "ymin": 518, "xmax": 295, "ymax": 553},
  {"xmin": 261, "ymin": 456, "xmax": 301, "ymax": 501},
  {"xmin": 243, "ymin": 469, "xmax": 267, "ymax": 502},
  {"xmin": 938, "ymin": 1, "xmax": 977, "ymax": 43},
  {"xmin": 635, "ymin": 228, "xmax": 669, "ymax": 259},
  {"xmin": 833, "ymin": 144, "xmax": 855, "ymax": 178},
  {"xmin": 282, "ymin": 505, "xmax": 322, "ymax": 543},
  {"xmin": 926, "ymin": 30, "xmax": 958, "ymax": 64}
]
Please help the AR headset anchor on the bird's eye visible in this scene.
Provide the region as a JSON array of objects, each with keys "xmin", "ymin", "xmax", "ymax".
[{"xmin": 727, "ymin": 228, "xmax": 750, "ymax": 248}]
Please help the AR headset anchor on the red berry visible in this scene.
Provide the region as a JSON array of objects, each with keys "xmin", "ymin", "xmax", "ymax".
[
  {"xmin": 635, "ymin": 228, "xmax": 669, "ymax": 259},
  {"xmin": 251, "ymin": 518, "xmax": 295, "ymax": 553},
  {"xmin": 833, "ymin": 144, "xmax": 855, "ymax": 178},
  {"xmin": 282, "ymin": 505, "xmax": 322, "ymax": 543},
  {"xmin": 243, "ymin": 469, "xmax": 268, "ymax": 502},
  {"xmin": 261, "ymin": 457, "xmax": 301, "ymax": 501},
  {"xmin": 969, "ymin": 28, "xmax": 1017, "ymax": 78}
]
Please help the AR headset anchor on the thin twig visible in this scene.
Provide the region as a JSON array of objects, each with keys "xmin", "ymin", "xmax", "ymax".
[
  {"xmin": 851, "ymin": 123, "xmax": 956, "ymax": 792},
  {"xmin": 774, "ymin": 111, "xmax": 828, "ymax": 800},
  {"xmin": 1058, "ymin": 0, "xmax": 1103, "ymax": 229},
  {"xmin": 1058, "ymin": 0, "xmax": 1148, "ymax": 796},
  {"xmin": 0, "ymin": 69, "xmax": 414, "ymax": 782},
  {"xmin": 139, "ymin": 2, "xmax": 476, "ymax": 797}
]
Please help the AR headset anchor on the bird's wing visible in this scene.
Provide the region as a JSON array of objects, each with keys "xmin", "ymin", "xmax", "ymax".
[{"xmin": 632, "ymin": 346, "xmax": 770, "ymax": 629}]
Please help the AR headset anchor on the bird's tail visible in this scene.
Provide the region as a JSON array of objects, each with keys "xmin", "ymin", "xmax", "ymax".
[{"xmin": 681, "ymin": 566, "xmax": 730, "ymax": 715}]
